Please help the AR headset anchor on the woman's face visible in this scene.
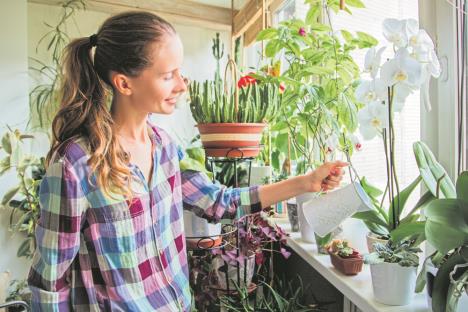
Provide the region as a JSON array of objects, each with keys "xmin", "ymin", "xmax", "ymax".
[{"xmin": 125, "ymin": 33, "xmax": 187, "ymax": 115}]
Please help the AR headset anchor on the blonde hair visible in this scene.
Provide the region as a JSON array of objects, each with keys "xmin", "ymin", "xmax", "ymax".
[{"xmin": 47, "ymin": 11, "xmax": 175, "ymax": 198}]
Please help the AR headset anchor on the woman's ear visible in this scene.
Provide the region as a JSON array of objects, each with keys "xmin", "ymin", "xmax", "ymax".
[{"xmin": 109, "ymin": 71, "xmax": 132, "ymax": 96}]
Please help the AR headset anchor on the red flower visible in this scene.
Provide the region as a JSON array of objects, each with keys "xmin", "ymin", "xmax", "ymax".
[
  {"xmin": 299, "ymin": 27, "xmax": 307, "ymax": 37},
  {"xmin": 237, "ymin": 74, "xmax": 257, "ymax": 88},
  {"xmin": 279, "ymin": 82, "xmax": 286, "ymax": 94}
]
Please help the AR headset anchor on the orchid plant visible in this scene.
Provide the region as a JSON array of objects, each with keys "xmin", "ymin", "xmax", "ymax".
[{"xmin": 354, "ymin": 18, "xmax": 440, "ymax": 236}]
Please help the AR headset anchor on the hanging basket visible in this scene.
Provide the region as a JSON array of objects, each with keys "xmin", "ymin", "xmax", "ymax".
[{"xmin": 197, "ymin": 58, "xmax": 266, "ymax": 158}]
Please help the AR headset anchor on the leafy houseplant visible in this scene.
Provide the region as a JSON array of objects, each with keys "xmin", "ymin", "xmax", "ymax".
[
  {"xmin": 364, "ymin": 241, "xmax": 422, "ymax": 305},
  {"xmin": 415, "ymin": 171, "xmax": 468, "ymax": 312},
  {"xmin": 0, "ymin": 130, "xmax": 44, "ymax": 259},
  {"xmin": 189, "ymin": 32, "xmax": 282, "ymax": 159},
  {"xmin": 256, "ymin": 0, "xmax": 374, "ymax": 249},
  {"xmin": 218, "ymin": 276, "xmax": 324, "ymax": 312},
  {"xmin": 29, "ymin": 0, "xmax": 86, "ymax": 129},
  {"xmin": 326, "ymin": 239, "xmax": 363, "ymax": 275},
  {"xmin": 256, "ymin": 0, "xmax": 374, "ymax": 175}
]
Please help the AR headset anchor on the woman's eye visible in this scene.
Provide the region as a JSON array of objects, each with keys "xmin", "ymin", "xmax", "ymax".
[{"xmin": 164, "ymin": 74, "xmax": 174, "ymax": 81}]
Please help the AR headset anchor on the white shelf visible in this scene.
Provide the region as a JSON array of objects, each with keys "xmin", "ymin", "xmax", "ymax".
[{"xmin": 269, "ymin": 217, "xmax": 430, "ymax": 312}]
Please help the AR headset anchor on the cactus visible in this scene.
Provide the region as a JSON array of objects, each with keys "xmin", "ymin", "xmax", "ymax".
[
  {"xmin": 212, "ymin": 33, "xmax": 224, "ymax": 84},
  {"xmin": 413, "ymin": 141, "xmax": 456, "ymax": 199},
  {"xmin": 188, "ymin": 80, "xmax": 281, "ymax": 124}
]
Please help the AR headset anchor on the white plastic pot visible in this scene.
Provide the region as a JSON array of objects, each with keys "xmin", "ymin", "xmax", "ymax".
[
  {"xmin": 370, "ymin": 262, "xmax": 417, "ymax": 305},
  {"xmin": 183, "ymin": 211, "xmax": 221, "ymax": 238},
  {"xmin": 296, "ymin": 193, "xmax": 317, "ymax": 243},
  {"xmin": 250, "ymin": 165, "xmax": 271, "ymax": 186}
]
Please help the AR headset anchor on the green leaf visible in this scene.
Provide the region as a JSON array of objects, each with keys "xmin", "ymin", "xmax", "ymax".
[
  {"xmin": 305, "ymin": 6, "xmax": 321, "ymax": 25},
  {"xmin": 413, "ymin": 141, "xmax": 456, "ymax": 199},
  {"xmin": 356, "ymin": 31, "xmax": 378, "ymax": 48},
  {"xmin": 389, "ymin": 176, "xmax": 421, "ymax": 229},
  {"xmin": 1, "ymin": 132, "xmax": 12, "ymax": 154},
  {"xmin": 340, "ymin": 30, "xmax": 354, "ymax": 43},
  {"xmin": 265, "ymin": 39, "xmax": 281, "ymax": 58},
  {"xmin": 257, "ymin": 28, "xmax": 277, "ymax": 41},
  {"xmin": 185, "ymin": 147, "xmax": 205, "ymax": 164},
  {"xmin": 360, "ymin": 176, "xmax": 383, "ymax": 198},
  {"xmin": 425, "ymin": 199, "xmax": 468, "ymax": 254},
  {"xmin": 456, "ymin": 171, "xmax": 468, "ymax": 202},
  {"xmin": 432, "ymin": 252, "xmax": 465, "ymax": 312},
  {"xmin": 390, "ymin": 221, "xmax": 425, "ymax": 244},
  {"xmin": 352, "ymin": 210, "xmax": 388, "ymax": 228},
  {"xmin": 1, "ymin": 186, "xmax": 20, "ymax": 206},
  {"xmin": 16, "ymin": 238, "xmax": 32, "ymax": 258}
]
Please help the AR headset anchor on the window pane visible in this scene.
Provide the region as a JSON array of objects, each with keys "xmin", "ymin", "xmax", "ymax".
[{"xmin": 331, "ymin": 0, "xmax": 420, "ymax": 192}]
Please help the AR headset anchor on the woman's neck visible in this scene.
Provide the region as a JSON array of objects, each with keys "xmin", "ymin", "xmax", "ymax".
[{"xmin": 111, "ymin": 98, "xmax": 151, "ymax": 143}]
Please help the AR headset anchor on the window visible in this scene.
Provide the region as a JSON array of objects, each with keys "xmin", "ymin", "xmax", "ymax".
[{"xmin": 269, "ymin": 0, "xmax": 421, "ymax": 195}]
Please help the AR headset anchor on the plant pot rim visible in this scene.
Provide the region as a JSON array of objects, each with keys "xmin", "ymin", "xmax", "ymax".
[
  {"xmin": 370, "ymin": 261, "xmax": 418, "ymax": 269},
  {"xmin": 328, "ymin": 250, "xmax": 363, "ymax": 262}
]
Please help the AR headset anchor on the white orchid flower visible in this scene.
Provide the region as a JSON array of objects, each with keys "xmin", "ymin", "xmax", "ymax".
[
  {"xmin": 364, "ymin": 46, "xmax": 386, "ymax": 78},
  {"xmin": 380, "ymin": 48, "xmax": 423, "ymax": 88},
  {"xmin": 383, "ymin": 18, "xmax": 408, "ymax": 48},
  {"xmin": 410, "ymin": 30, "xmax": 435, "ymax": 55},
  {"xmin": 358, "ymin": 101, "xmax": 389, "ymax": 140},
  {"xmin": 355, "ymin": 78, "xmax": 387, "ymax": 104},
  {"xmin": 392, "ymin": 83, "xmax": 413, "ymax": 112}
]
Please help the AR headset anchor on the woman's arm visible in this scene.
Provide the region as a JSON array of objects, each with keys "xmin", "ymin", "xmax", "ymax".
[
  {"xmin": 28, "ymin": 155, "xmax": 87, "ymax": 311},
  {"xmin": 258, "ymin": 161, "xmax": 348, "ymax": 208}
]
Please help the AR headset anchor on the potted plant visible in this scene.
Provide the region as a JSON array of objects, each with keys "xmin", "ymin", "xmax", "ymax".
[
  {"xmin": 351, "ymin": 16, "xmax": 442, "ymax": 253},
  {"xmin": 189, "ymin": 34, "xmax": 281, "ymax": 159},
  {"xmin": 256, "ymin": 0, "xmax": 374, "ymax": 245},
  {"xmin": 327, "ymin": 239, "xmax": 363, "ymax": 276},
  {"xmin": 210, "ymin": 213, "xmax": 290, "ymax": 291},
  {"xmin": 365, "ymin": 241, "xmax": 421, "ymax": 305},
  {"xmin": 414, "ymin": 171, "xmax": 468, "ymax": 312},
  {"xmin": 219, "ymin": 276, "xmax": 323, "ymax": 311},
  {"xmin": 0, "ymin": 129, "xmax": 44, "ymax": 259}
]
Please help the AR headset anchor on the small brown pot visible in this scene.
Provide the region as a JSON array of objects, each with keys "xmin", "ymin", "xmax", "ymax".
[
  {"xmin": 328, "ymin": 251, "xmax": 364, "ymax": 276},
  {"xmin": 197, "ymin": 123, "xmax": 266, "ymax": 158}
]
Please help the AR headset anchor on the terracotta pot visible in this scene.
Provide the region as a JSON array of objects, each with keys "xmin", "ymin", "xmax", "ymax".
[
  {"xmin": 328, "ymin": 251, "xmax": 363, "ymax": 275},
  {"xmin": 197, "ymin": 123, "xmax": 266, "ymax": 158}
]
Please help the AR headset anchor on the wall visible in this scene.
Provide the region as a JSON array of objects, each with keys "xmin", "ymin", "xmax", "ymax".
[
  {"xmin": 0, "ymin": 1, "xmax": 230, "ymax": 282},
  {"xmin": 0, "ymin": 0, "xmax": 32, "ymax": 283}
]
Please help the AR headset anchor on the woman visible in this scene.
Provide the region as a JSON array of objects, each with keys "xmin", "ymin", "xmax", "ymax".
[{"xmin": 28, "ymin": 11, "xmax": 346, "ymax": 311}]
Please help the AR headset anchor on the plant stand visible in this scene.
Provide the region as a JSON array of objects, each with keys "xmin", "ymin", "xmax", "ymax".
[{"xmin": 187, "ymin": 152, "xmax": 277, "ymax": 311}]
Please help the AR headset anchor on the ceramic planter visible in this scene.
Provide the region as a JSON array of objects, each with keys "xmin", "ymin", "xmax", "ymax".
[
  {"xmin": 286, "ymin": 199, "xmax": 299, "ymax": 232},
  {"xmin": 184, "ymin": 211, "xmax": 222, "ymax": 249},
  {"xmin": 328, "ymin": 251, "xmax": 364, "ymax": 275},
  {"xmin": 370, "ymin": 262, "xmax": 417, "ymax": 305},
  {"xmin": 197, "ymin": 123, "xmax": 266, "ymax": 158},
  {"xmin": 296, "ymin": 193, "xmax": 317, "ymax": 243},
  {"xmin": 366, "ymin": 232, "xmax": 389, "ymax": 253}
]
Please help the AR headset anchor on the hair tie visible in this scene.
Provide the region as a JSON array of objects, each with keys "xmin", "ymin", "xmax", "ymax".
[{"xmin": 89, "ymin": 34, "xmax": 98, "ymax": 47}]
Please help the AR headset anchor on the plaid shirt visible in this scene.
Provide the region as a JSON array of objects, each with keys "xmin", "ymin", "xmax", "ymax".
[{"xmin": 28, "ymin": 123, "xmax": 261, "ymax": 311}]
